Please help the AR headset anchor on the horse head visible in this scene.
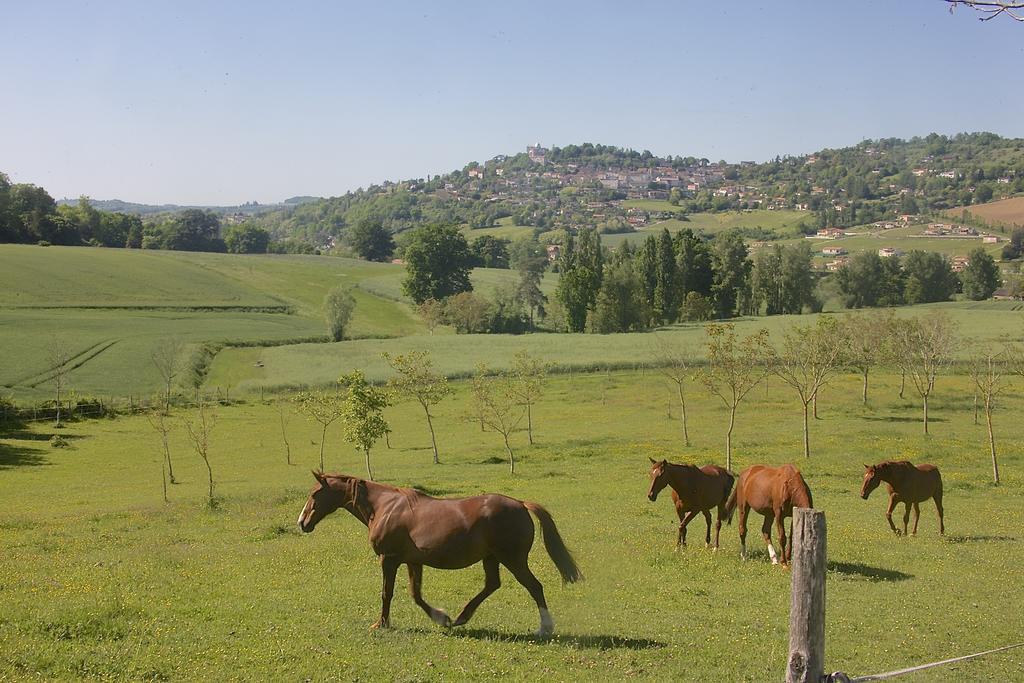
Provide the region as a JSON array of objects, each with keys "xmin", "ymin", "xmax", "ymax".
[
  {"xmin": 861, "ymin": 464, "xmax": 883, "ymax": 500},
  {"xmin": 297, "ymin": 470, "xmax": 344, "ymax": 532},
  {"xmin": 647, "ymin": 458, "xmax": 670, "ymax": 502}
]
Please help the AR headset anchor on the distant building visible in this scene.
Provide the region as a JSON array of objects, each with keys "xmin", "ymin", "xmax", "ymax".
[
  {"xmin": 983, "ymin": 235, "xmax": 1002, "ymax": 244},
  {"xmin": 878, "ymin": 247, "xmax": 901, "ymax": 258},
  {"xmin": 545, "ymin": 244, "xmax": 561, "ymax": 262},
  {"xmin": 527, "ymin": 143, "xmax": 548, "ymax": 164},
  {"xmin": 821, "ymin": 246, "xmax": 847, "ymax": 256}
]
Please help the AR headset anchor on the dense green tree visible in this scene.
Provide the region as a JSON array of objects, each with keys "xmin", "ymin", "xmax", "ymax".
[
  {"xmin": 903, "ymin": 251, "xmax": 957, "ymax": 304},
  {"xmin": 653, "ymin": 228, "xmax": 679, "ymax": 323},
  {"xmin": 675, "ymin": 229, "xmax": 714, "ymax": 299},
  {"xmin": 224, "ymin": 223, "xmax": 270, "ymax": 253},
  {"xmin": 556, "ymin": 229, "xmax": 602, "ymax": 332},
  {"xmin": 961, "ymin": 247, "xmax": 1001, "ymax": 300},
  {"xmin": 324, "ymin": 286, "xmax": 356, "ymax": 341},
  {"xmin": 469, "ymin": 235, "xmax": 510, "ymax": 268},
  {"xmin": 348, "ymin": 219, "xmax": 395, "ymax": 261},
  {"xmin": 753, "ymin": 245, "xmax": 785, "ymax": 315},
  {"xmin": 401, "ymin": 224, "xmax": 473, "ymax": 304},
  {"xmin": 590, "ymin": 258, "xmax": 648, "ymax": 333},
  {"xmin": 154, "ymin": 209, "xmax": 224, "ymax": 252},
  {"xmin": 711, "ymin": 232, "xmax": 752, "ymax": 319},
  {"xmin": 338, "ymin": 370, "xmax": 390, "ymax": 481},
  {"xmin": 637, "ymin": 234, "xmax": 659, "ymax": 311},
  {"xmin": 837, "ymin": 251, "xmax": 904, "ymax": 308}
]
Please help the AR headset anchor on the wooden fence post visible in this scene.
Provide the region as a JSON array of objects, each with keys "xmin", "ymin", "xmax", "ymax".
[{"xmin": 786, "ymin": 508, "xmax": 827, "ymax": 683}]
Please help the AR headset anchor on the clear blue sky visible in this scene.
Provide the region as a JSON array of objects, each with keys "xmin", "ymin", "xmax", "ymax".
[{"xmin": 3, "ymin": 1, "xmax": 1022, "ymax": 205}]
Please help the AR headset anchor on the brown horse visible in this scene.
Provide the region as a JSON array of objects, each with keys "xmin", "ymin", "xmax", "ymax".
[
  {"xmin": 861, "ymin": 461, "xmax": 945, "ymax": 536},
  {"xmin": 724, "ymin": 464, "xmax": 813, "ymax": 565},
  {"xmin": 297, "ymin": 471, "xmax": 582, "ymax": 636},
  {"xmin": 647, "ymin": 458, "xmax": 735, "ymax": 550}
]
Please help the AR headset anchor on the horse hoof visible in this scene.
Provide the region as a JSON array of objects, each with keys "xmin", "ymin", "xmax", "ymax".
[
  {"xmin": 535, "ymin": 627, "xmax": 553, "ymax": 639},
  {"xmin": 429, "ymin": 608, "xmax": 452, "ymax": 628},
  {"xmin": 370, "ymin": 620, "xmax": 390, "ymax": 631}
]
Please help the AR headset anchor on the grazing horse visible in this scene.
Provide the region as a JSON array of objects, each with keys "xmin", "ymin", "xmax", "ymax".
[
  {"xmin": 861, "ymin": 461, "xmax": 945, "ymax": 536},
  {"xmin": 724, "ymin": 464, "xmax": 813, "ymax": 566},
  {"xmin": 646, "ymin": 458, "xmax": 735, "ymax": 550},
  {"xmin": 297, "ymin": 471, "xmax": 582, "ymax": 637}
]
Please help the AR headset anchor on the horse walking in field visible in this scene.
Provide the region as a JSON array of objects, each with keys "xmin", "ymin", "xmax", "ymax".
[
  {"xmin": 861, "ymin": 461, "xmax": 945, "ymax": 536},
  {"xmin": 297, "ymin": 471, "xmax": 582, "ymax": 637},
  {"xmin": 646, "ymin": 458, "xmax": 735, "ymax": 550},
  {"xmin": 724, "ymin": 464, "xmax": 813, "ymax": 566}
]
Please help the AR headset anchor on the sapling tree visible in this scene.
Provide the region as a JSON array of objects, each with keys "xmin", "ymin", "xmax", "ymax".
[
  {"xmin": 772, "ymin": 317, "xmax": 845, "ymax": 458},
  {"xmin": 152, "ymin": 337, "xmax": 185, "ymax": 414},
  {"xmin": 146, "ymin": 410, "xmax": 177, "ymax": 484},
  {"xmin": 383, "ymin": 351, "xmax": 451, "ymax": 464},
  {"xmin": 888, "ymin": 313, "xmax": 958, "ymax": 435},
  {"xmin": 653, "ymin": 334, "xmax": 693, "ymax": 446},
  {"xmin": 699, "ymin": 323, "xmax": 772, "ymax": 470},
  {"xmin": 969, "ymin": 346, "xmax": 1008, "ymax": 484},
  {"xmin": 338, "ymin": 370, "xmax": 390, "ymax": 480},
  {"xmin": 47, "ymin": 338, "xmax": 71, "ymax": 428},
  {"xmin": 842, "ymin": 310, "xmax": 888, "ymax": 405},
  {"xmin": 470, "ymin": 364, "xmax": 526, "ymax": 474},
  {"xmin": 276, "ymin": 400, "xmax": 292, "ymax": 465},
  {"xmin": 294, "ymin": 388, "xmax": 345, "ymax": 470},
  {"xmin": 508, "ymin": 350, "xmax": 550, "ymax": 445},
  {"xmin": 182, "ymin": 402, "xmax": 216, "ymax": 506}
]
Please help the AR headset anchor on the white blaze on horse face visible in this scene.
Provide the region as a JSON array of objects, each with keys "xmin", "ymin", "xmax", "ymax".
[
  {"xmin": 297, "ymin": 500, "xmax": 310, "ymax": 530},
  {"xmin": 767, "ymin": 542, "xmax": 778, "ymax": 564}
]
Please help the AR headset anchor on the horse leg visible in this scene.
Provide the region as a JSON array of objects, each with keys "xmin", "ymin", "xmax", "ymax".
[
  {"xmin": 407, "ymin": 563, "xmax": 451, "ymax": 627},
  {"xmin": 776, "ymin": 515, "xmax": 788, "ymax": 566},
  {"xmin": 886, "ymin": 494, "xmax": 901, "ymax": 536},
  {"xmin": 371, "ymin": 555, "xmax": 401, "ymax": 630},
  {"xmin": 452, "ymin": 557, "xmax": 501, "ymax": 627},
  {"xmin": 902, "ymin": 502, "xmax": 911, "ymax": 537},
  {"xmin": 713, "ymin": 504, "xmax": 724, "ymax": 550},
  {"xmin": 678, "ymin": 510, "xmax": 699, "ymax": 550},
  {"xmin": 761, "ymin": 514, "xmax": 778, "ymax": 565},
  {"xmin": 702, "ymin": 509, "xmax": 712, "ymax": 548},
  {"xmin": 504, "ymin": 560, "xmax": 552, "ymax": 637},
  {"xmin": 673, "ymin": 501, "xmax": 685, "ymax": 550},
  {"xmin": 738, "ymin": 505, "xmax": 749, "ymax": 560},
  {"xmin": 911, "ymin": 502, "xmax": 921, "ymax": 536},
  {"xmin": 934, "ymin": 492, "xmax": 945, "ymax": 535}
]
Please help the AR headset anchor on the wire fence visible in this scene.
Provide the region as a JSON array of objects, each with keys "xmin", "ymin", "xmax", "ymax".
[{"xmin": 827, "ymin": 641, "xmax": 1024, "ymax": 681}]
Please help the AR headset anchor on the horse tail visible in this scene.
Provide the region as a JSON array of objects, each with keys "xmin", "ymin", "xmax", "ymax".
[
  {"xmin": 724, "ymin": 484, "xmax": 739, "ymax": 525},
  {"xmin": 524, "ymin": 502, "xmax": 583, "ymax": 584},
  {"xmin": 723, "ymin": 470, "xmax": 736, "ymax": 505}
]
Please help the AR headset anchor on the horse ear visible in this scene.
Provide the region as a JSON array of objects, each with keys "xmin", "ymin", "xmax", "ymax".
[
  {"xmin": 863, "ymin": 464, "xmax": 870, "ymax": 470},
  {"xmin": 312, "ymin": 470, "xmax": 328, "ymax": 486},
  {"xmin": 648, "ymin": 457, "xmax": 657, "ymax": 464}
]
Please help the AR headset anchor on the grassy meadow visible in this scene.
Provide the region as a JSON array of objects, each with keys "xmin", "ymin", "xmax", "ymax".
[
  {"xmin": 2, "ymin": 369, "xmax": 1024, "ymax": 680},
  {"xmin": 602, "ymin": 209, "xmax": 809, "ymax": 248},
  {"xmin": 207, "ymin": 303, "xmax": 1024, "ymax": 395},
  {"xmin": 0, "ymin": 245, "xmax": 423, "ymax": 401}
]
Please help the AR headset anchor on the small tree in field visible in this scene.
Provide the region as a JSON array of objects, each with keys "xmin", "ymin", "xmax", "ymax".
[
  {"xmin": 842, "ymin": 310, "xmax": 888, "ymax": 405},
  {"xmin": 338, "ymin": 371, "xmax": 390, "ymax": 480},
  {"xmin": 417, "ymin": 298, "xmax": 446, "ymax": 335},
  {"xmin": 47, "ymin": 338, "xmax": 72, "ymax": 428},
  {"xmin": 508, "ymin": 350, "xmax": 550, "ymax": 445},
  {"xmin": 652, "ymin": 334, "xmax": 693, "ymax": 447},
  {"xmin": 700, "ymin": 324, "xmax": 772, "ymax": 470},
  {"xmin": 152, "ymin": 337, "xmax": 185, "ymax": 414},
  {"xmin": 294, "ymin": 388, "xmax": 345, "ymax": 470},
  {"xmin": 182, "ymin": 403, "xmax": 216, "ymax": 506},
  {"xmin": 324, "ymin": 286, "xmax": 356, "ymax": 342},
  {"xmin": 969, "ymin": 346, "xmax": 1007, "ymax": 485},
  {"xmin": 888, "ymin": 313, "xmax": 958, "ymax": 435},
  {"xmin": 276, "ymin": 400, "xmax": 292, "ymax": 465},
  {"xmin": 383, "ymin": 351, "xmax": 451, "ymax": 464},
  {"xmin": 146, "ymin": 410, "xmax": 177, "ymax": 484},
  {"xmin": 470, "ymin": 364, "xmax": 526, "ymax": 474},
  {"xmin": 772, "ymin": 317, "xmax": 845, "ymax": 458}
]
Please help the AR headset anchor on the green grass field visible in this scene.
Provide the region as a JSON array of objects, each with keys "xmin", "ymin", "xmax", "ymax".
[
  {"xmin": 205, "ymin": 303, "xmax": 1024, "ymax": 395},
  {"xmin": 0, "ymin": 246, "xmax": 424, "ymax": 401},
  {"xmin": 461, "ymin": 217, "xmax": 537, "ymax": 242},
  {"xmin": 2, "ymin": 369, "xmax": 1023, "ymax": 680}
]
